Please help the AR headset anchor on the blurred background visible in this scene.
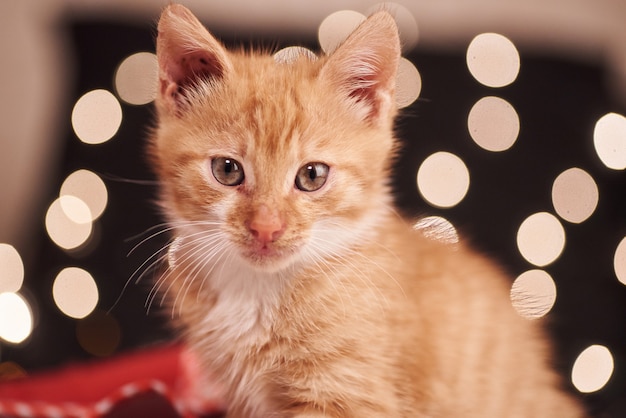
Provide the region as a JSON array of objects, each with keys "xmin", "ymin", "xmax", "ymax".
[{"xmin": 0, "ymin": 0, "xmax": 625, "ymax": 416}]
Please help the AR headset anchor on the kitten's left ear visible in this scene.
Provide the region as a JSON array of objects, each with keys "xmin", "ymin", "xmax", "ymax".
[
  {"xmin": 319, "ymin": 12, "xmax": 400, "ymax": 126},
  {"xmin": 156, "ymin": 4, "xmax": 232, "ymax": 115}
]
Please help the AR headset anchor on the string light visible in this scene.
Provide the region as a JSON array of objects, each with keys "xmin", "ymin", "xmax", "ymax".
[
  {"xmin": 61, "ymin": 169, "xmax": 108, "ymax": 222},
  {"xmin": 551, "ymin": 168, "xmax": 599, "ymax": 224},
  {"xmin": 76, "ymin": 309, "xmax": 121, "ymax": 357},
  {"xmin": 71, "ymin": 89, "xmax": 123, "ymax": 145},
  {"xmin": 396, "ymin": 57, "xmax": 421, "ymax": 108},
  {"xmin": 53, "ymin": 267, "xmax": 99, "ymax": 319},
  {"xmin": 615, "ymin": 237, "xmax": 626, "ymax": 286},
  {"xmin": 467, "ymin": 96, "xmax": 519, "ymax": 151},
  {"xmin": 413, "ymin": 216, "xmax": 459, "ymax": 244},
  {"xmin": 571, "ymin": 345, "xmax": 614, "ymax": 393},
  {"xmin": 0, "ymin": 243, "xmax": 24, "ymax": 293},
  {"xmin": 510, "ymin": 269, "xmax": 557, "ymax": 319},
  {"xmin": 417, "ymin": 152, "xmax": 470, "ymax": 208},
  {"xmin": 466, "ymin": 33, "xmax": 520, "ymax": 88},
  {"xmin": 516, "ymin": 212, "xmax": 565, "ymax": 267},
  {"xmin": 593, "ymin": 112, "xmax": 626, "ymax": 170},
  {"xmin": 318, "ymin": 10, "xmax": 366, "ymax": 54},
  {"xmin": 0, "ymin": 292, "xmax": 33, "ymax": 344},
  {"xmin": 115, "ymin": 52, "xmax": 158, "ymax": 105},
  {"xmin": 45, "ymin": 197, "xmax": 92, "ymax": 250},
  {"xmin": 367, "ymin": 2, "xmax": 418, "ymax": 52}
]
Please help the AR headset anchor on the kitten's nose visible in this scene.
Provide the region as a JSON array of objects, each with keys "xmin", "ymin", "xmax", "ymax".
[{"xmin": 248, "ymin": 205, "xmax": 284, "ymax": 245}]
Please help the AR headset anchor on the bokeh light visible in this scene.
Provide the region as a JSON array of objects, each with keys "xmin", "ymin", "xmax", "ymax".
[
  {"xmin": 71, "ymin": 89, "xmax": 123, "ymax": 145},
  {"xmin": 61, "ymin": 169, "xmax": 108, "ymax": 221},
  {"xmin": 417, "ymin": 152, "xmax": 470, "ymax": 208},
  {"xmin": 318, "ymin": 10, "xmax": 366, "ymax": 54},
  {"xmin": 551, "ymin": 167, "xmax": 599, "ymax": 224},
  {"xmin": 53, "ymin": 267, "xmax": 99, "ymax": 319},
  {"xmin": 467, "ymin": 96, "xmax": 519, "ymax": 151},
  {"xmin": 516, "ymin": 212, "xmax": 565, "ymax": 267},
  {"xmin": 45, "ymin": 197, "xmax": 93, "ymax": 250},
  {"xmin": 0, "ymin": 292, "xmax": 33, "ymax": 344},
  {"xmin": 396, "ymin": 57, "xmax": 421, "ymax": 108},
  {"xmin": 0, "ymin": 243, "xmax": 24, "ymax": 293},
  {"xmin": 466, "ymin": 33, "xmax": 520, "ymax": 88},
  {"xmin": 76, "ymin": 309, "xmax": 121, "ymax": 357},
  {"xmin": 114, "ymin": 52, "xmax": 158, "ymax": 105},
  {"xmin": 273, "ymin": 46, "xmax": 317, "ymax": 64},
  {"xmin": 593, "ymin": 112, "xmax": 626, "ymax": 170},
  {"xmin": 510, "ymin": 269, "xmax": 557, "ymax": 319},
  {"xmin": 413, "ymin": 216, "xmax": 459, "ymax": 244},
  {"xmin": 615, "ymin": 236, "xmax": 626, "ymax": 286},
  {"xmin": 368, "ymin": 2, "xmax": 418, "ymax": 52},
  {"xmin": 572, "ymin": 345, "xmax": 614, "ymax": 393}
]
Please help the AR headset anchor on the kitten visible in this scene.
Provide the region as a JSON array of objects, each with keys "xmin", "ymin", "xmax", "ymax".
[{"xmin": 149, "ymin": 4, "xmax": 587, "ymax": 417}]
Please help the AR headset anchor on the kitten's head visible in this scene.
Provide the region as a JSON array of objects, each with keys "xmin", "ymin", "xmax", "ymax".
[{"xmin": 151, "ymin": 4, "xmax": 401, "ymax": 274}]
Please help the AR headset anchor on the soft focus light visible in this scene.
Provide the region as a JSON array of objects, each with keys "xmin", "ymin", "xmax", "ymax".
[
  {"xmin": 396, "ymin": 57, "xmax": 421, "ymax": 108},
  {"xmin": 417, "ymin": 152, "xmax": 470, "ymax": 208},
  {"xmin": 318, "ymin": 10, "xmax": 366, "ymax": 54},
  {"xmin": 114, "ymin": 52, "xmax": 158, "ymax": 105},
  {"xmin": 76, "ymin": 309, "xmax": 121, "ymax": 357},
  {"xmin": 53, "ymin": 267, "xmax": 99, "ymax": 319},
  {"xmin": 510, "ymin": 270, "xmax": 557, "ymax": 319},
  {"xmin": 466, "ymin": 33, "xmax": 520, "ymax": 88},
  {"xmin": 593, "ymin": 112, "xmax": 626, "ymax": 170},
  {"xmin": 368, "ymin": 2, "xmax": 419, "ymax": 52},
  {"xmin": 71, "ymin": 89, "xmax": 123, "ymax": 145},
  {"xmin": 274, "ymin": 46, "xmax": 317, "ymax": 64},
  {"xmin": 0, "ymin": 292, "xmax": 33, "ymax": 344},
  {"xmin": 45, "ymin": 197, "xmax": 92, "ymax": 250},
  {"xmin": 615, "ymin": 236, "xmax": 626, "ymax": 286},
  {"xmin": 572, "ymin": 345, "xmax": 614, "ymax": 393},
  {"xmin": 516, "ymin": 212, "xmax": 565, "ymax": 267},
  {"xmin": 413, "ymin": 216, "xmax": 459, "ymax": 244},
  {"xmin": 551, "ymin": 168, "xmax": 599, "ymax": 224},
  {"xmin": 0, "ymin": 243, "xmax": 24, "ymax": 293},
  {"xmin": 61, "ymin": 169, "xmax": 108, "ymax": 221},
  {"xmin": 467, "ymin": 96, "xmax": 519, "ymax": 151}
]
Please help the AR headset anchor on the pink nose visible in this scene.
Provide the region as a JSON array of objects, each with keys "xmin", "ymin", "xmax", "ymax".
[{"xmin": 248, "ymin": 205, "xmax": 284, "ymax": 245}]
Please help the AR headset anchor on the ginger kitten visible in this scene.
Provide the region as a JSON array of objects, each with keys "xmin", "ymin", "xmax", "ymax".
[{"xmin": 149, "ymin": 4, "xmax": 587, "ymax": 417}]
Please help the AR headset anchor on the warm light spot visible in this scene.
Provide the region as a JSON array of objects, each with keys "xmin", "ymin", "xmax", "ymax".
[
  {"xmin": 417, "ymin": 152, "xmax": 470, "ymax": 208},
  {"xmin": 510, "ymin": 270, "xmax": 557, "ymax": 319},
  {"xmin": 274, "ymin": 47, "xmax": 317, "ymax": 64},
  {"xmin": 413, "ymin": 216, "xmax": 459, "ymax": 244},
  {"xmin": 572, "ymin": 345, "xmax": 614, "ymax": 393},
  {"xmin": 45, "ymin": 197, "xmax": 92, "ymax": 250},
  {"xmin": 0, "ymin": 292, "xmax": 33, "ymax": 344},
  {"xmin": 318, "ymin": 10, "xmax": 366, "ymax": 54},
  {"xmin": 593, "ymin": 112, "xmax": 626, "ymax": 170},
  {"xmin": 516, "ymin": 212, "xmax": 565, "ymax": 267},
  {"xmin": 61, "ymin": 169, "xmax": 108, "ymax": 221},
  {"xmin": 114, "ymin": 52, "xmax": 158, "ymax": 105},
  {"xmin": 467, "ymin": 33, "xmax": 520, "ymax": 88},
  {"xmin": 76, "ymin": 309, "xmax": 121, "ymax": 357},
  {"xmin": 53, "ymin": 267, "xmax": 99, "ymax": 319},
  {"xmin": 0, "ymin": 243, "xmax": 24, "ymax": 293},
  {"xmin": 396, "ymin": 57, "xmax": 421, "ymax": 108},
  {"xmin": 551, "ymin": 168, "xmax": 599, "ymax": 224},
  {"xmin": 71, "ymin": 89, "xmax": 122, "ymax": 145},
  {"xmin": 615, "ymin": 236, "xmax": 626, "ymax": 285},
  {"xmin": 368, "ymin": 2, "xmax": 419, "ymax": 52},
  {"xmin": 467, "ymin": 96, "xmax": 519, "ymax": 151},
  {"xmin": 168, "ymin": 236, "xmax": 183, "ymax": 269}
]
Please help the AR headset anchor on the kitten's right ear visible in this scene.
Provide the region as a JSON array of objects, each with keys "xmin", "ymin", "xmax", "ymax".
[{"xmin": 156, "ymin": 4, "xmax": 232, "ymax": 115}]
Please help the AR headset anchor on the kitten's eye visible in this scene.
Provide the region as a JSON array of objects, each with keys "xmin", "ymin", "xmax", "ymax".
[
  {"xmin": 295, "ymin": 162, "xmax": 329, "ymax": 192},
  {"xmin": 211, "ymin": 157, "xmax": 245, "ymax": 186}
]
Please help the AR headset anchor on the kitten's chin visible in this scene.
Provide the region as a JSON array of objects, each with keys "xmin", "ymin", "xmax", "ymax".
[{"xmin": 239, "ymin": 246, "xmax": 299, "ymax": 273}]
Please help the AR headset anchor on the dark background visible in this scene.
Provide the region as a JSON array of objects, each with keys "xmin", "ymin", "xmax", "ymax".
[{"xmin": 2, "ymin": 15, "xmax": 625, "ymax": 417}]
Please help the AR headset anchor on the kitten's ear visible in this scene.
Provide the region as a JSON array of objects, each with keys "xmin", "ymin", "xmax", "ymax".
[
  {"xmin": 156, "ymin": 4, "xmax": 232, "ymax": 115},
  {"xmin": 319, "ymin": 12, "xmax": 400, "ymax": 126}
]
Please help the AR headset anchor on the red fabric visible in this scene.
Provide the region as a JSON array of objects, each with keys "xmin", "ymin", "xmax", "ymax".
[{"xmin": 0, "ymin": 344, "xmax": 225, "ymax": 418}]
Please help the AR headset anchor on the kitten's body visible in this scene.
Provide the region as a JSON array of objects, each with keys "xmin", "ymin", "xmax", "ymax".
[{"xmin": 150, "ymin": 5, "xmax": 587, "ymax": 417}]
